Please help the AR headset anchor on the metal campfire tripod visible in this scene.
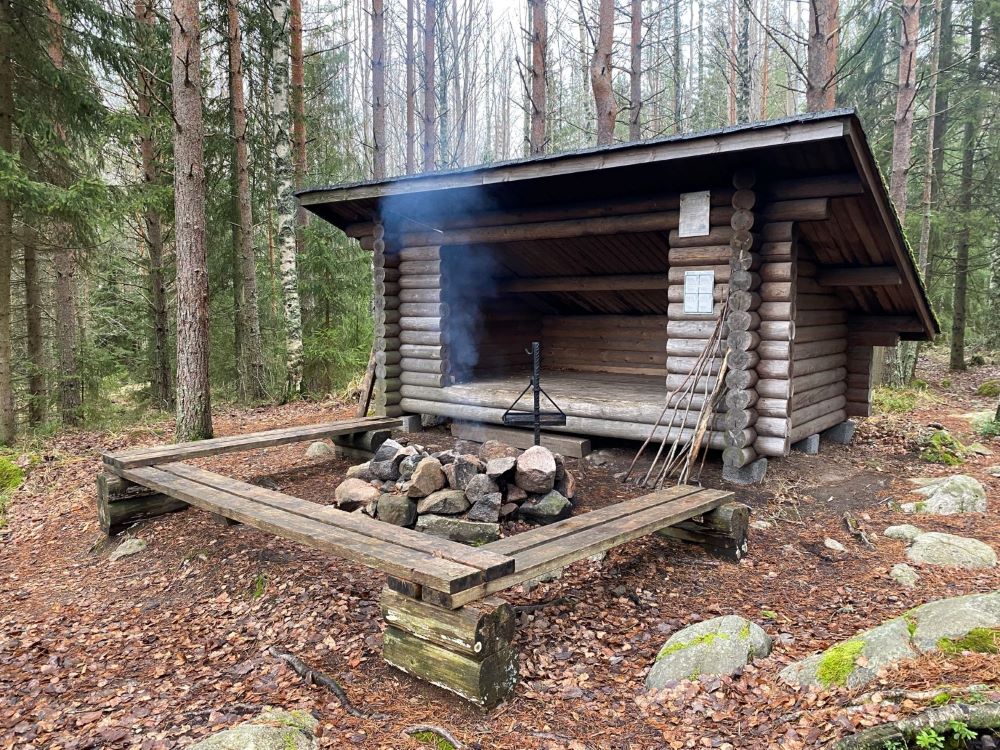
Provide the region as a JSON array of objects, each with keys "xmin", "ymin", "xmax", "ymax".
[{"xmin": 501, "ymin": 341, "xmax": 567, "ymax": 445}]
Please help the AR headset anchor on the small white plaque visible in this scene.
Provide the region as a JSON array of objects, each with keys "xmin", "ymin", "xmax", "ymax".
[
  {"xmin": 679, "ymin": 190, "xmax": 711, "ymax": 238},
  {"xmin": 683, "ymin": 270, "xmax": 715, "ymax": 314}
]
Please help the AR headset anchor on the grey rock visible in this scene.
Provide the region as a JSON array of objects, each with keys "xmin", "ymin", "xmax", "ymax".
[
  {"xmin": 190, "ymin": 708, "xmax": 318, "ymax": 750},
  {"xmin": 305, "ymin": 441, "xmax": 333, "ymax": 458},
  {"xmin": 486, "ymin": 457, "xmax": 517, "ymax": 480},
  {"xmin": 110, "ymin": 538, "xmax": 147, "ymax": 562},
  {"xmin": 519, "ymin": 490, "xmax": 572, "ymax": 523},
  {"xmin": 987, "ymin": 465, "xmax": 1000, "ymax": 478},
  {"xmin": 824, "ymin": 538, "xmax": 846, "ymax": 552},
  {"xmin": 373, "ymin": 438, "xmax": 404, "ymax": 463},
  {"xmin": 500, "ymin": 502, "xmax": 519, "ymax": 518},
  {"xmin": 465, "ymin": 473, "xmax": 500, "ymax": 505},
  {"xmin": 346, "ymin": 462, "xmax": 372, "ymax": 481},
  {"xmin": 645, "ymin": 615, "xmax": 771, "ymax": 689},
  {"xmin": 335, "ymin": 478, "xmax": 381, "ymax": 509},
  {"xmin": 506, "ymin": 485, "xmax": 528, "ymax": 503},
  {"xmin": 722, "ymin": 457, "xmax": 768, "ymax": 485},
  {"xmin": 416, "ymin": 489, "xmax": 470, "ymax": 515},
  {"xmin": 515, "ymin": 445, "xmax": 557, "ymax": 493},
  {"xmin": 889, "ymin": 563, "xmax": 920, "ymax": 588},
  {"xmin": 376, "ymin": 494, "xmax": 417, "ymax": 527},
  {"xmin": 467, "ymin": 492, "xmax": 502, "ymax": 523},
  {"xmin": 407, "ymin": 457, "xmax": 446, "ymax": 498},
  {"xmin": 554, "ymin": 453, "xmax": 566, "ymax": 482},
  {"xmin": 453, "ymin": 455, "xmax": 484, "ymax": 491},
  {"xmin": 779, "ymin": 617, "xmax": 917, "ymax": 690},
  {"xmin": 901, "ymin": 474, "xmax": 987, "ymax": 515},
  {"xmin": 432, "ymin": 450, "xmax": 458, "ymax": 465},
  {"xmin": 884, "ymin": 524, "xmax": 922, "ymax": 542},
  {"xmin": 398, "ymin": 454, "xmax": 422, "ymax": 481},
  {"xmin": 907, "ymin": 591, "xmax": 1000, "ymax": 652},
  {"xmin": 370, "ymin": 459, "xmax": 401, "ymax": 482},
  {"xmin": 442, "ymin": 462, "xmax": 457, "ymax": 489},
  {"xmin": 791, "ymin": 434, "xmax": 820, "ymax": 454},
  {"xmin": 555, "ymin": 468, "xmax": 577, "ymax": 500},
  {"xmin": 420, "ymin": 413, "xmax": 449, "ymax": 428},
  {"xmin": 750, "ymin": 520, "xmax": 773, "ymax": 531},
  {"xmin": 821, "ymin": 420, "xmax": 857, "ymax": 445},
  {"xmin": 587, "ymin": 451, "xmax": 610, "ymax": 467},
  {"xmin": 906, "ymin": 532, "xmax": 997, "ymax": 569},
  {"xmin": 416, "ymin": 515, "xmax": 500, "ymax": 544},
  {"xmin": 479, "ymin": 440, "xmax": 519, "ymax": 463},
  {"xmin": 381, "ymin": 480, "xmax": 397, "ymax": 493}
]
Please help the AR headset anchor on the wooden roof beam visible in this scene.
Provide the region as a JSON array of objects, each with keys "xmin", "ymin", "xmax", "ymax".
[
  {"xmin": 848, "ymin": 315, "xmax": 924, "ymax": 333},
  {"xmin": 499, "ymin": 274, "xmax": 670, "ymax": 293},
  {"xmin": 817, "ymin": 266, "xmax": 902, "ymax": 287}
]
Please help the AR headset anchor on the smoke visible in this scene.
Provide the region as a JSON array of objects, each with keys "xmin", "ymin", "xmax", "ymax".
[{"xmin": 380, "ymin": 188, "xmax": 505, "ymax": 384}]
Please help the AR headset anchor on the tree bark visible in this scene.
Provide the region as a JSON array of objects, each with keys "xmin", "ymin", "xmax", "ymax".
[
  {"xmin": 888, "ymin": 0, "xmax": 919, "ymax": 222},
  {"xmin": 529, "ymin": 0, "xmax": 546, "ymax": 153},
  {"xmin": 628, "ymin": 0, "xmax": 640, "ymax": 140},
  {"xmin": 422, "ymin": 0, "xmax": 436, "ymax": 171},
  {"xmin": 0, "ymin": 0, "xmax": 14, "ymax": 443},
  {"xmin": 916, "ymin": 0, "xmax": 942, "ymax": 278},
  {"xmin": 591, "ymin": 0, "xmax": 616, "ymax": 145},
  {"xmin": 948, "ymin": 0, "xmax": 982, "ymax": 371},
  {"xmin": 405, "ymin": 0, "xmax": 416, "ymax": 173},
  {"xmin": 372, "ymin": 0, "xmax": 386, "ymax": 177},
  {"xmin": 271, "ymin": 0, "xmax": 304, "ymax": 396},
  {"xmin": 806, "ymin": 0, "xmax": 839, "ymax": 111},
  {"xmin": 736, "ymin": 0, "xmax": 751, "ymax": 121},
  {"xmin": 171, "ymin": 0, "xmax": 213, "ymax": 439},
  {"xmin": 226, "ymin": 0, "xmax": 266, "ymax": 402},
  {"xmin": 23, "ymin": 224, "xmax": 44, "ymax": 425},
  {"xmin": 136, "ymin": 0, "xmax": 172, "ymax": 410},
  {"xmin": 290, "ymin": 0, "xmax": 306, "ymax": 251}
]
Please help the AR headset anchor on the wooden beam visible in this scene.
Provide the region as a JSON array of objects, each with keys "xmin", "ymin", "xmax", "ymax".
[
  {"xmin": 817, "ymin": 266, "xmax": 902, "ymax": 287},
  {"xmin": 499, "ymin": 274, "xmax": 668, "ymax": 293},
  {"xmin": 847, "ymin": 315, "xmax": 924, "ymax": 333}
]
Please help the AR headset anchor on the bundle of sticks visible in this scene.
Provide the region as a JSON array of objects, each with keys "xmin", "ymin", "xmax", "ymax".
[{"xmin": 625, "ymin": 302, "xmax": 730, "ymax": 488}]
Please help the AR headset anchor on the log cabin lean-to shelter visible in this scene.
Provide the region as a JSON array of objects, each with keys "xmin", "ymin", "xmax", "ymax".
[{"xmin": 297, "ymin": 109, "xmax": 938, "ymax": 483}]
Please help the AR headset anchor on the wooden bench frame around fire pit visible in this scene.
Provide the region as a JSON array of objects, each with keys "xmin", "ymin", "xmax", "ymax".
[{"xmin": 97, "ymin": 417, "xmax": 747, "ymax": 707}]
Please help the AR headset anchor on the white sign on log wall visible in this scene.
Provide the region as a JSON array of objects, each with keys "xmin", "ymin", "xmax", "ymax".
[{"xmin": 678, "ymin": 190, "xmax": 711, "ymax": 237}]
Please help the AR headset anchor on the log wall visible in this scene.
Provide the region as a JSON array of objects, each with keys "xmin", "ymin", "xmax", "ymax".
[
  {"xmin": 395, "ymin": 246, "xmax": 446, "ymax": 395},
  {"xmin": 543, "ymin": 315, "xmax": 667, "ymax": 377},
  {"xmin": 373, "ymin": 224, "xmax": 404, "ymax": 417},
  {"xmin": 845, "ymin": 344, "xmax": 874, "ymax": 416}
]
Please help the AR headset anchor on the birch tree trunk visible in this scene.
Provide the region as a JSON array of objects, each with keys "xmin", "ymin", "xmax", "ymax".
[
  {"xmin": 405, "ymin": 0, "xmax": 415, "ymax": 173},
  {"xmin": 290, "ymin": 0, "xmax": 306, "ymax": 252},
  {"xmin": 916, "ymin": 0, "xmax": 942, "ymax": 278},
  {"xmin": 628, "ymin": 0, "xmax": 641, "ymax": 140},
  {"xmin": 271, "ymin": 0, "xmax": 304, "ymax": 396},
  {"xmin": 422, "ymin": 0, "xmax": 436, "ymax": 171},
  {"xmin": 948, "ymin": 0, "xmax": 982, "ymax": 371},
  {"xmin": 591, "ymin": 0, "xmax": 616, "ymax": 145},
  {"xmin": 736, "ymin": 0, "xmax": 751, "ymax": 121},
  {"xmin": 806, "ymin": 0, "xmax": 839, "ymax": 111},
  {"xmin": 0, "ymin": 0, "xmax": 14, "ymax": 443},
  {"xmin": 372, "ymin": 0, "xmax": 386, "ymax": 177},
  {"xmin": 529, "ymin": 0, "xmax": 546, "ymax": 153},
  {"xmin": 672, "ymin": 0, "xmax": 682, "ymax": 130},
  {"xmin": 227, "ymin": 0, "xmax": 266, "ymax": 402},
  {"xmin": 889, "ymin": 0, "xmax": 920, "ymax": 221},
  {"xmin": 171, "ymin": 0, "xmax": 213, "ymax": 439}
]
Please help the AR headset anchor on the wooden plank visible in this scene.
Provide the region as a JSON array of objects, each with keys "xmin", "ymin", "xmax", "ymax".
[
  {"xmin": 157, "ymin": 462, "xmax": 514, "ymax": 581},
  {"xmin": 435, "ymin": 488, "xmax": 732, "ymax": 608},
  {"xmin": 817, "ymin": 265, "xmax": 902, "ymax": 286},
  {"xmin": 450, "ymin": 421, "xmax": 591, "ymax": 458},
  {"xmin": 104, "ymin": 417, "xmax": 401, "ymax": 470},
  {"xmin": 121, "ymin": 465, "xmax": 486, "ymax": 593},
  {"xmin": 499, "ymin": 274, "xmax": 668, "ymax": 293}
]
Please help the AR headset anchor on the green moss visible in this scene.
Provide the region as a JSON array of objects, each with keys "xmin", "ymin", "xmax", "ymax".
[
  {"xmin": 282, "ymin": 729, "xmax": 300, "ymax": 750},
  {"xmin": 739, "ymin": 622, "xmax": 751, "ymax": 639},
  {"xmin": 936, "ymin": 627, "xmax": 1000, "ymax": 655},
  {"xmin": 975, "ymin": 417, "xmax": 1000, "ymax": 439},
  {"xmin": 918, "ymin": 430, "xmax": 965, "ymax": 465},
  {"xmin": 0, "ymin": 457, "xmax": 22, "ymax": 492},
  {"xmin": 903, "ymin": 612, "xmax": 918, "ymax": 638},
  {"xmin": 873, "ymin": 386, "xmax": 919, "ymax": 414},
  {"xmin": 975, "ymin": 380, "xmax": 1000, "ymax": 398},
  {"xmin": 815, "ymin": 639, "xmax": 865, "ymax": 687},
  {"xmin": 411, "ymin": 730, "xmax": 457, "ymax": 750},
  {"xmin": 655, "ymin": 631, "xmax": 729, "ymax": 661},
  {"xmin": 251, "ymin": 573, "xmax": 268, "ymax": 599}
]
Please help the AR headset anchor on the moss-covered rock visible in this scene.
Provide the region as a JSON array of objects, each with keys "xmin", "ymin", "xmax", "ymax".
[
  {"xmin": 190, "ymin": 708, "xmax": 318, "ymax": 750},
  {"xmin": 976, "ymin": 379, "xmax": 1000, "ymax": 398},
  {"xmin": 645, "ymin": 615, "xmax": 771, "ymax": 690},
  {"xmin": 918, "ymin": 430, "xmax": 966, "ymax": 465},
  {"xmin": 906, "ymin": 532, "xmax": 996, "ymax": 569},
  {"xmin": 901, "ymin": 474, "xmax": 987, "ymax": 515},
  {"xmin": 0, "ymin": 456, "xmax": 23, "ymax": 493}
]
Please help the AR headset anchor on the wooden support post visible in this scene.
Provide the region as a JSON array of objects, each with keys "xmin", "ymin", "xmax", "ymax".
[
  {"xmin": 656, "ymin": 502, "xmax": 750, "ymax": 562},
  {"xmin": 380, "ymin": 587, "xmax": 518, "ymax": 708},
  {"xmin": 96, "ymin": 472, "xmax": 188, "ymax": 535}
]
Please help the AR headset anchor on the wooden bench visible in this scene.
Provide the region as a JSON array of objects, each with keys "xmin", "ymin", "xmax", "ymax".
[{"xmin": 96, "ymin": 416, "xmax": 745, "ymax": 708}]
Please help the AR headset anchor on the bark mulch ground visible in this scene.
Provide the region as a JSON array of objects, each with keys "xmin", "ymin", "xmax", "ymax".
[{"xmin": 1, "ymin": 353, "xmax": 998, "ymax": 749}]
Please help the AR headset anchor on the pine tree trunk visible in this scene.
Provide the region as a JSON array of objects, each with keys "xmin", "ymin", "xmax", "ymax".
[
  {"xmin": 927, "ymin": 0, "xmax": 952, "ymax": 288},
  {"xmin": 405, "ymin": 0, "xmax": 415, "ymax": 173},
  {"xmin": 171, "ymin": 0, "xmax": 213, "ymax": 440},
  {"xmin": 435, "ymin": 0, "xmax": 447, "ymax": 166},
  {"xmin": 889, "ymin": 0, "xmax": 919, "ymax": 221},
  {"xmin": 591, "ymin": 0, "xmax": 616, "ymax": 145},
  {"xmin": 806, "ymin": 0, "xmax": 839, "ymax": 111},
  {"xmin": 136, "ymin": 0, "xmax": 172, "ymax": 410},
  {"xmin": 948, "ymin": 0, "xmax": 981, "ymax": 372},
  {"xmin": 47, "ymin": 0, "xmax": 81, "ymax": 426},
  {"xmin": 0, "ymin": 0, "xmax": 11, "ymax": 444},
  {"xmin": 628, "ymin": 0, "xmax": 640, "ymax": 140},
  {"xmin": 227, "ymin": 0, "xmax": 266, "ymax": 402},
  {"xmin": 422, "ymin": 0, "xmax": 436, "ymax": 171},
  {"xmin": 529, "ymin": 0, "xmax": 546, "ymax": 153},
  {"xmin": 271, "ymin": 0, "xmax": 304, "ymax": 396},
  {"xmin": 23, "ymin": 225, "xmax": 44, "ymax": 425},
  {"xmin": 372, "ymin": 0, "xmax": 386, "ymax": 177},
  {"xmin": 917, "ymin": 0, "xmax": 942, "ymax": 278}
]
